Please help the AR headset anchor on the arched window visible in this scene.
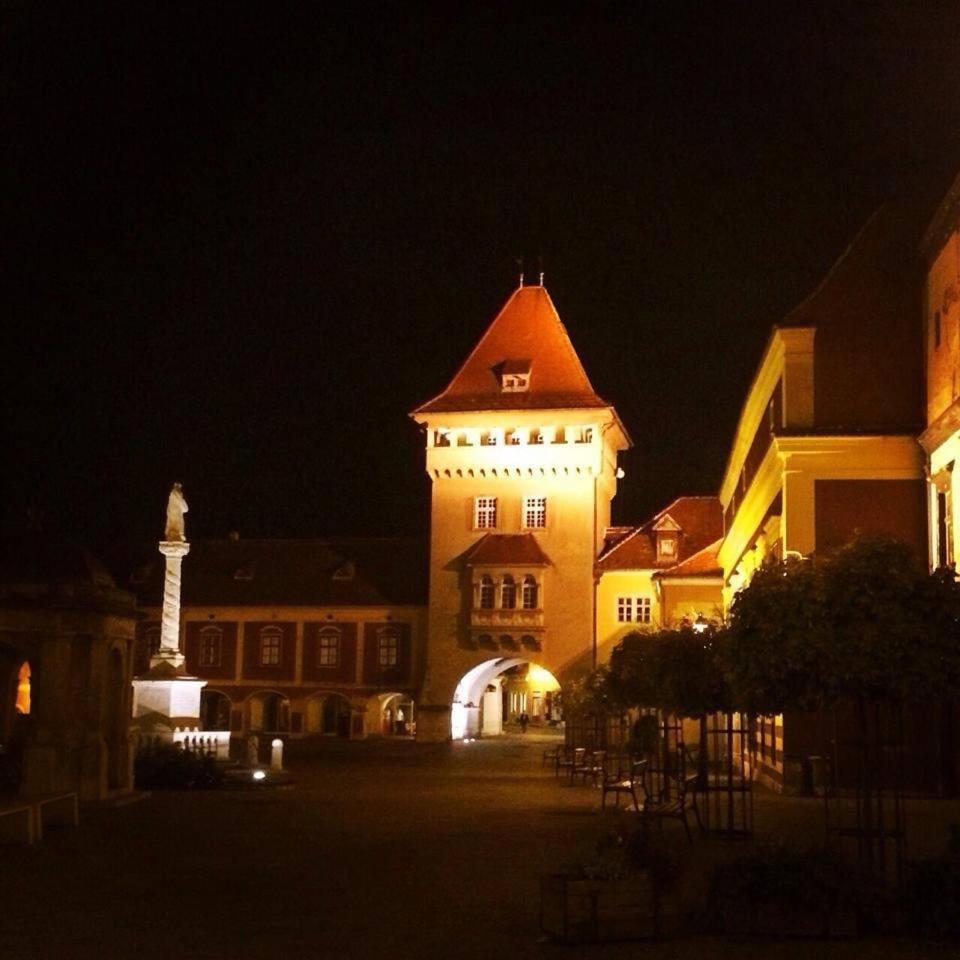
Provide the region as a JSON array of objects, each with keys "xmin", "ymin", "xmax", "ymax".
[
  {"xmin": 479, "ymin": 575, "xmax": 495, "ymax": 609},
  {"xmin": 317, "ymin": 627, "xmax": 341, "ymax": 667},
  {"xmin": 259, "ymin": 626, "xmax": 283, "ymax": 666},
  {"xmin": 199, "ymin": 626, "xmax": 223, "ymax": 667},
  {"xmin": 501, "ymin": 575, "xmax": 516, "ymax": 609},
  {"xmin": 378, "ymin": 627, "xmax": 400, "ymax": 667},
  {"xmin": 521, "ymin": 575, "xmax": 538, "ymax": 610}
]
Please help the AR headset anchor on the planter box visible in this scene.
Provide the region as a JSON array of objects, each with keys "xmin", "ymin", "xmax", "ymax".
[{"xmin": 540, "ymin": 874, "xmax": 658, "ymax": 943}]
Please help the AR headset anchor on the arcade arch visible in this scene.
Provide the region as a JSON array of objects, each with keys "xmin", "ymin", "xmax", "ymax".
[
  {"xmin": 450, "ymin": 658, "xmax": 561, "ymax": 739},
  {"xmin": 376, "ymin": 692, "xmax": 415, "ymax": 736},
  {"xmin": 303, "ymin": 693, "xmax": 352, "ymax": 738}
]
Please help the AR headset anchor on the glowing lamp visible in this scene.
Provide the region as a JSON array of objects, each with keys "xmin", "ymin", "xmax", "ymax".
[
  {"xmin": 693, "ymin": 613, "xmax": 709, "ymax": 634},
  {"xmin": 252, "ymin": 770, "xmax": 266, "ymax": 781}
]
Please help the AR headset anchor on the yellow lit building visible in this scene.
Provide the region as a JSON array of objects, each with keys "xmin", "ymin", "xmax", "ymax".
[
  {"xmin": 717, "ymin": 197, "xmax": 934, "ymax": 789},
  {"xmin": 920, "ymin": 172, "xmax": 960, "ymax": 570},
  {"xmin": 595, "ymin": 497, "xmax": 723, "ymax": 660}
]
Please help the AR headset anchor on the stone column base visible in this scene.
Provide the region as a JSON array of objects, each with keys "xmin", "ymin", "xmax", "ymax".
[{"xmin": 415, "ymin": 704, "xmax": 451, "ymax": 742}]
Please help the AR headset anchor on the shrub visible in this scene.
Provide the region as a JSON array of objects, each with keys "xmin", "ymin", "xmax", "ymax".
[{"xmin": 134, "ymin": 743, "xmax": 224, "ymax": 790}]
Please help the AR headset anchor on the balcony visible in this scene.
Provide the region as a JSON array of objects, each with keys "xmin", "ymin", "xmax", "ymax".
[{"xmin": 470, "ymin": 607, "xmax": 544, "ymax": 629}]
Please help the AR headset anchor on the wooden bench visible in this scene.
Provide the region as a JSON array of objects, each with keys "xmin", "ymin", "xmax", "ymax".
[
  {"xmin": 642, "ymin": 773, "xmax": 702, "ymax": 842},
  {"xmin": 601, "ymin": 758, "xmax": 648, "ymax": 812},
  {"xmin": 0, "ymin": 801, "xmax": 35, "ymax": 845}
]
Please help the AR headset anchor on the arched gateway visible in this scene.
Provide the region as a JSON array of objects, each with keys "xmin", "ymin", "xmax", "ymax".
[
  {"xmin": 451, "ymin": 657, "xmax": 560, "ymax": 739},
  {"xmin": 410, "ymin": 284, "xmax": 630, "ymax": 741}
]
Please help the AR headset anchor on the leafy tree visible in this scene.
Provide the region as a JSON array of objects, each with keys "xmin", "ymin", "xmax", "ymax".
[
  {"xmin": 608, "ymin": 627, "xmax": 728, "ymax": 716},
  {"xmin": 722, "ymin": 536, "xmax": 960, "ymax": 711}
]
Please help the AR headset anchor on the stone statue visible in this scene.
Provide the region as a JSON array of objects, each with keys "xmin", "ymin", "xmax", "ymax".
[
  {"xmin": 164, "ymin": 483, "xmax": 188, "ymax": 542},
  {"xmin": 246, "ymin": 734, "xmax": 260, "ymax": 768}
]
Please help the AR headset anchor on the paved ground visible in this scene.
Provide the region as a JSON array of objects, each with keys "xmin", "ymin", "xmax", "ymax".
[{"xmin": 2, "ymin": 733, "xmax": 959, "ymax": 959}]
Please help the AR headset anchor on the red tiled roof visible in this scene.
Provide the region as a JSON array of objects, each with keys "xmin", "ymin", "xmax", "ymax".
[
  {"xmin": 654, "ymin": 539, "xmax": 723, "ymax": 579},
  {"xmin": 413, "ymin": 285, "xmax": 609, "ymax": 414},
  {"xmin": 462, "ymin": 533, "xmax": 552, "ymax": 567},
  {"xmin": 597, "ymin": 497, "xmax": 722, "ymax": 572},
  {"xmin": 127, "ymin": 538, "xmax": 428, "ymax": 608}
]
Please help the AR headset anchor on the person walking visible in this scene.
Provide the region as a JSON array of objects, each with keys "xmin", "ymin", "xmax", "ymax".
[{"xmin": 519, "ymin": 711, "xmax": 529, "ymax": 734}]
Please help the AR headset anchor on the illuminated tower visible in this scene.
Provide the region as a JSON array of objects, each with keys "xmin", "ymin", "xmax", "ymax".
[{"xmin": 411, "ymin": 283, "xmax": 630, "ymax": 740}]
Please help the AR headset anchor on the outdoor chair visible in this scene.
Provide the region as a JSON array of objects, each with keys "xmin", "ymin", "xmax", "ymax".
[
  {"xmin": 555, "ymin": 745, "xmax": 579, "ymax": 778},
  {"xmin": 542, "ymin": 742, "xmax": 563, "ymax": 768},
  {"xmin": 579, "ymin": 749, "xmax": 606, "ymax": 787},
  {"xmin": 564, "ymin": 747, "xmax": 588, "ymax": 784},
  {"xmin": 642, "ymin": 772, "xmax": 702, "ymax": 842},
  {"xmin": 601, "ymin": 758, "xmax": 648, "ymax": 812}
]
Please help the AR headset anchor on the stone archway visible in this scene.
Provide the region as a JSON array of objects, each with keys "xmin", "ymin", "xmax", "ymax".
[
  {"xmin": 450, "ymin": 658, "xmax": 561, "ymax": 739},
  {"xmin": 247, "ymin": 691, "xmax": 289, "ymax": 734},
  {"xmin": 376, "ymin": 692, "xmax": 415, "ymax": 736},
  {"xmin": 200, "ymin": 689, "xmax": 232, "ymax": 731},
  {"xmin": 304, "ymin": 693, "xmax": 351, "ymax": 738}
]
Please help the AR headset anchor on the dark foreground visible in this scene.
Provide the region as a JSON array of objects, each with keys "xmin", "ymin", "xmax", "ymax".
[{"xmin": 2, "ymin": 733, "xmax": 958, "ymax": 960}]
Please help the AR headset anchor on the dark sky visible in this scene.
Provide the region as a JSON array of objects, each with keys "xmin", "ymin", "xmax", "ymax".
[{"xmin": 8, "ymin": 3, "xmax": 960, "ymax": 556}]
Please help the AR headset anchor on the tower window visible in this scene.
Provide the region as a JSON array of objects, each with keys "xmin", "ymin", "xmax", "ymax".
[
  {"xmin": 259, "ymin": 627, "xmax": 282, "ymax": 666},
  {"xmin": 479, "ymin": 575, "xmax": 495, "ymax": 609},
  {"xmin": 474, "ymin": 497, "xmax": 498, "ymax": 529},
  {"xmin": 521, "ymin": 575, "xmax": 539, "ymax": 610},
  {"xmin": 501, "ymin": 575, "xmax": 516, "ymax": 609},
  {"xmin": 523, "ymin": 496, "xmax": 547, "ymax": 528}
]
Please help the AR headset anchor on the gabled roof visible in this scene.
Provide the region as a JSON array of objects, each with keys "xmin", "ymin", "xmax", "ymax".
[
  {"xmin": 462, "ymin": 533, "xmax": 552, "ymax": 567},
  {"xmin": 413, "ymin": 285, "xmax": 609, "ymax": 414},
  {"xmin": 128, "ymin": 538, "xmax": 428, "ymax": 608},
  {"xmin": 653, "ymin": 539, "xmax": 723, "ymax": 579},
  {"xmin": 597, "ymin": 496, "xmax": 722, "ymax": 572}
]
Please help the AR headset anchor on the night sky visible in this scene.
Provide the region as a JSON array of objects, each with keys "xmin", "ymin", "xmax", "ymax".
[{"xmin": 8, "ymin": 4, "xmax": 960, "ymax": 559}]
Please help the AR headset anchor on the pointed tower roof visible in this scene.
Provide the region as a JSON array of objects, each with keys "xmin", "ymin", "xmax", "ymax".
[{"xmin": 414, "ymin": 285, "xmax": 609, "ymax": 414}]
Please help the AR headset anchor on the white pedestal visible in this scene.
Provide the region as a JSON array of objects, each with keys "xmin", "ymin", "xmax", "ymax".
[{"xmin": 131, "ymin": 674, "xmax": 207, "ymax": 733}]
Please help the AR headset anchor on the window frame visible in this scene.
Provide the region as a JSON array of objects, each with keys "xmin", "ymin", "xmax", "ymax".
[
  {"xmin": 317, "ymin": 627, "xmax": 341, "ymax": 668},
  {"xmin": 199, "ymin": 626, "xmax": 223, "ymax": 668},
  {"xmin": 259, "ymin": 627, "xmax": 283, "ymax": 667},
  {"xmin": 616, "ymin": 596, "xmax": 633, "ymax": 623},
  {"xmin": 522, "ymin": 495, "xmax": 547, "ymax": 529},
  {"xmin": 377, "ymin": 628, "xmax": 400, "ymax": 668},
  {"xmin": 521, "ymin": 575, "xmax": 539, "ymax": 610},
  {"xmin": 474, "ymin": 496, "xmax": 498, "ymax": 530}
]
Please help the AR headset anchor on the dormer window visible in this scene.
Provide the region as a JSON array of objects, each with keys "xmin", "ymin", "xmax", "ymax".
[
  {"xmin": 657, "ymin": 537, "xmax": 677, "ymax": 560},
  {"xmin": 498, "ymin": 360, "xmax": 531, "ymax": 393},
  {"xmin": 652, "ymin": 514, "xmax": 682, "ymax": 563}
]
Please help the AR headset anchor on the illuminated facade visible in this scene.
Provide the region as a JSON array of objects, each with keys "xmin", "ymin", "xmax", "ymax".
[
  {"xmin": 132, "ymin": 538, "xmax": 427, "ymax": 741},
  {"xmin": 920, "ymin": 172, "xmax": 960, "ymax": 571},
  {"xmin": 411, "ymin": 283, "xmax": 631, "ymax": 741},
  {"xmin": 717, "ymin": 197, "xmax": 933, "ymax": 789},
  {"xmin": 595, "ymin": 497, "xmax": 723, "ymax": 658}
]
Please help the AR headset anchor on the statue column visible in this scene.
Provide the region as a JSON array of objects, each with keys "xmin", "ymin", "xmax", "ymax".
[
  {"xmin": 155, "ymin": 540, "xmax": 189, "ymax": 669},
  {"xmin": 131, "ymin": 484, "xmax": 206, "ymax": 736}
]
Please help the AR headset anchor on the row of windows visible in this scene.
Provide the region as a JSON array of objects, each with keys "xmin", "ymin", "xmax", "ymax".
[
  {"xmin": 475, "ymin": 495, "xmax": 547, "ymax": 529},
  {"xmin": 195, "ymin": 625, "xmax": 400, "ymax": 670},
  {"xmin": 477, "ymin": 574, "xmax": 539, "ymax": 610},
  {"xmin": 616, "ymin": 596, "xmax": 652, "ymax": 624},
  {"xmin": 434, "ymin": 426, "xmax": 594, "ymax": 447}
]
